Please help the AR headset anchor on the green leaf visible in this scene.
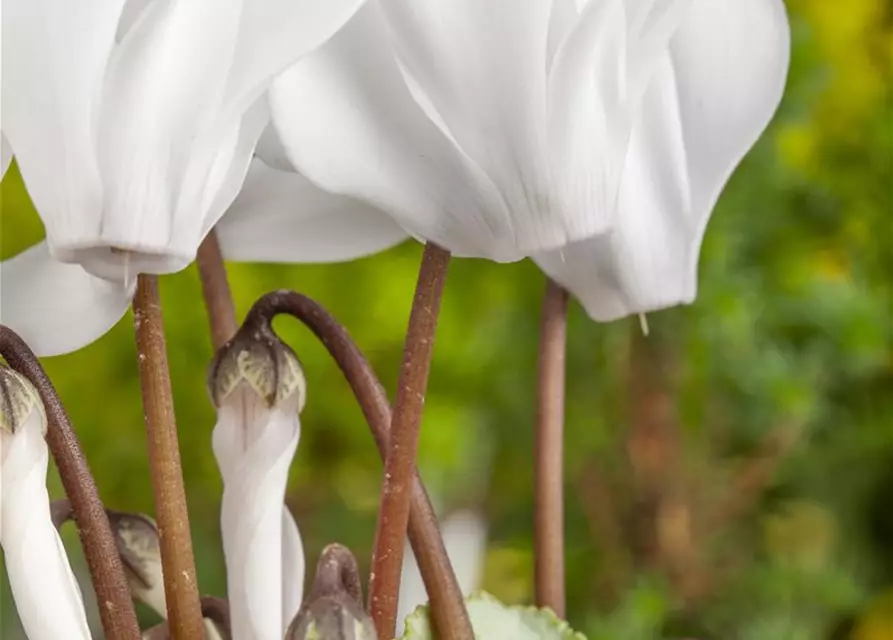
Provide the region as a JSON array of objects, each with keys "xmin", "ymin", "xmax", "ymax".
[{"xmin": 397, "ymin": 591, "xmax": 586, "ymax": 640}]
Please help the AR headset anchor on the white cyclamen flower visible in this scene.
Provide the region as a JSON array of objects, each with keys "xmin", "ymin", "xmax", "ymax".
[
  {"xmin": 229, "ymin": 0, "xmax": 790, "ymax": 322},
  {"xmin": 396, "ymin": 510, "xmax": 488, "ymax": 636},
  {"xmin": 534, "ymin": 0, "xmax": 791, "ymax": 320},
  {"xmin": 262, "ymin": 0, "xmax": 687, "ymax": 262},
  {"xmin": 209, "ymin": 330, "xmax": 308, "ymax": 640},
  {"xmin": 0, "ymin": 0, "xmax": 365, "ymax": 356},
  {"xmin": 0, "ymin": 366, "xmax": 91, "ymax": 640}
]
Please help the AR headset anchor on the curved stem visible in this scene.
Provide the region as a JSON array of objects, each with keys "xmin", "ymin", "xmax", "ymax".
[
  {"xmin": 534, "ymin": 279, "xmax": 568, "ymax": 617},
  {"xmin": 241, "ymin": 288, "xmax": 472, "ymax": 639},
  {"xmin": 133, "ymin": 275, "xmax": 205, "ymax": 639},
  {"xmin": 0, "ymin": 325, "xmax": 141, "ymax": 639},
  {"xmin": 196, "ymin": 231, "xmax": 239, "ymax": 349}
]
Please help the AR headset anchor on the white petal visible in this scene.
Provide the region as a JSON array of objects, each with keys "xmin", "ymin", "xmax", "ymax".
[
  {"xmin": 1, "ymin": 0, "xmax": 124, "ymax": 248},
  {"xmin": 1, "ymin": 412, "xmax": 91, "ymax": 640},
  {"xmin": 281, "ymin": 507, "xmax": 305, "ymax": 633},
  {"xmin": 213, "ymin": 387, "xmax": 301, "ymax": 640},
  {"xmin": 254, "ymin": 124, "xmax": 295, "ymax": 172},
  {"xmin": 669, "ymin": 0, "xmax": 790, "ymax": 217},
  {"xmin": 270, "ymin": 4, "xmax": 517, "ymax": 260},
  {"xmin": 93, "ymin": 0, "xmax": 241, "ymax": 257},
  {"xmin": 547, "ymin": 0, "xmax": 579, "ymax": 69},
  {"xmin": 396, "ymin": 510, "xmax": 487, "ymax": 636},
  {"xmin": 192, "ymin": 97, "xmax": 272, "ymax": 242},
  {"xmin": 221, "ymin": 0, "xmax": 367, "ymax": 120},
  {"xmin": 378, "ymin": 0, "xmax": 556, "ymax": 246},
  {"xmin": 537, "ymin": 0, "xmax": 789, "ymax": 320},
  {"xmin": 217, "ymin": 159, "xmax": 408, "ymax": 264},
  {"xmin": 547, "ymin": 0, "xmax": 629, "ymax": 238},
  {"xmin": 0, "ymin": 242, "xmax": 133, "ymax": 356},
  {"xmin": 1, "ymin": 134, "xmax": 12, "ymax": 180}
]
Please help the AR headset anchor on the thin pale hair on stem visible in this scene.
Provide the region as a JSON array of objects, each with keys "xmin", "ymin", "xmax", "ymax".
[
  {"xmin": 235, "ymin": 288, "xmax": 473, "ymax": 640},
  {"xmin": 533, "ymin": 279, "xmax": 569, "ymax": 617},
  {"xmin": 0, "ymin": 324, "xmax": 141, "ymax": 639},
  {"xmin": 132, "ymin": 275, "xmax": 205, "ymax": 639}
]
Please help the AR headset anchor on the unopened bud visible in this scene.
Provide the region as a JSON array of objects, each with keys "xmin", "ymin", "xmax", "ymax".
[
  {"xmin": 105, "ymin": 509, "xmax": 167, "ymax": 617},
  {"xmin": 286, "ymin": 544, "xmax": 377, "ymax": 640},
  {"xmin": 207, "ymin": 327, "xmax": 305, "ymax": 411},
  {"xmin": 0, "ymin": 365, "xmax": 45, "ymax": 436}
]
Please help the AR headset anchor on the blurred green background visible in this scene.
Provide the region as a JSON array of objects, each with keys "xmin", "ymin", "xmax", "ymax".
[{"xmin": 1, "ymin": 1, "xmax": 891, "ymax": 638}]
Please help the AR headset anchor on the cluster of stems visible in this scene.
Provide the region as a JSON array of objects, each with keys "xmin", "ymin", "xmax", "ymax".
[{"xmin": 1, "ymin": 229, "xmax": 571, "ymax": 639}]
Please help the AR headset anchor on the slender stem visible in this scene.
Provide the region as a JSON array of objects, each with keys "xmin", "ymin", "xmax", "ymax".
[
  {"xmin": 533, "ymin": 279, "xmax": 568, "ymax": 617},
  {"xmin": 196, "ymin": 230, "xmax": 239, "ymax": 349},
  {"xmin": 241, "ymin": 290, "xmax": 473, "ymax": 639},
  {"xmin": 132, "ymin": 275, "xmax": 205, "ymax": 639},
  {"xmin": 0, "ymin": 326, "xmax": 141, "ymax": 639},
  {"xmin": 369, "ymin": 242, "xmax": 451, "ymax": 638}
]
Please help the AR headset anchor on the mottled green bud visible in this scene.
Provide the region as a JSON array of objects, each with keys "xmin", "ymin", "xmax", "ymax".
[
  {"xmin": 207, "ymin": 328, "xmax": 305, "ymax": 411},
  {"xmin": 0, "ymin": 365, "xmax": 45, "ymax": 436}
]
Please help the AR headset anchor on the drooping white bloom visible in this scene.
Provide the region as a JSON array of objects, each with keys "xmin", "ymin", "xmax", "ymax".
[
  {"xmin": 534, "ymin": 0, "xmax": 791, "ymax": 320},
  {"xmin": 0, "ymin": 366, "xmax": 92, "ymax": 640},
  {"xmin": 216, "ymin": 126, "xmax": 408, "ymax": 264},
  {"xmin": 209, "ymin": 331, "xmax": 308, "ymax": 640},
  {"xmin": 0, "ymin": 0, "xmax": 366, "ymax": 356},
  {"xmin": 228, "ymin": 0, "xmax": 790, "ymax": 321},
  {"xmin": 262, "ymin": 0, "xmax": 693, "ymax": 262},
  {"xmin": 396, "ymin": 510, "xmax": 488, "ymax": 636}
]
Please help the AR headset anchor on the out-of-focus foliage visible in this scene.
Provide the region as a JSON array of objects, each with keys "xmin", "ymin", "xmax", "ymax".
[{"xmin": 0, "ymin": 0, "xmax": 890, "ymax": 637}]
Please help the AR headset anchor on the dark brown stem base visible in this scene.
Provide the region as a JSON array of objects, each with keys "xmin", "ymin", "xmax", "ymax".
[
  {"xmin": 0, "ymin": 325, "xmax": 141, "ymax": 639},
  {"xmin": 533, "ymin": 279, "xmax": 568, "ymax": 617},
  {"xmin": 239, "ymin": 286, "xmax": 472, "ymax": 640},
  {"xmin": 133, "ymin": 275, "xmax": 205, "ymax": 639}
]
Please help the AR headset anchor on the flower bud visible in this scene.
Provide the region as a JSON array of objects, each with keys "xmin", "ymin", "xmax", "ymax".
[
  {"xmin": 209, "ymin": 324, "xmax": 308, "ymax": 640},
  {"xmin": 0, "ymin": 365, "xmax": 45, "ymax": 439},
  {"xmin": 106, "ymin": 509, "xmax": 167, "ymax": 618},
  {"xmin": 286, "ymin": 544, "xmax": 377, "ymax": 640},
  {"xmin": 208, "ymin": 325, "xmax": 306, "ymax": 412}
]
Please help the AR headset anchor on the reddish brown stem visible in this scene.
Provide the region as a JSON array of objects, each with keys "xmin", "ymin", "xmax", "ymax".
[
  {"xmin": 133, "ymin": 275, "xmax": 205, "ymax": 639},
  {"xmin": 240, "ymin": 289, "xmax": 473, "ymax": 639},
  {"xmin": 368, "ymin": 242, "xmax": 451, "ymax": 638},
  {"xmin": 533, "ymin": 279, "xmax": 568, "ymax": 617},
  {"xmin": 0, "ymin": 326, "xmax": 141, "ymax": 639},
  {"xmin": 196, "ymin": 231, "xmax": 239, "ymax": 349}
]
